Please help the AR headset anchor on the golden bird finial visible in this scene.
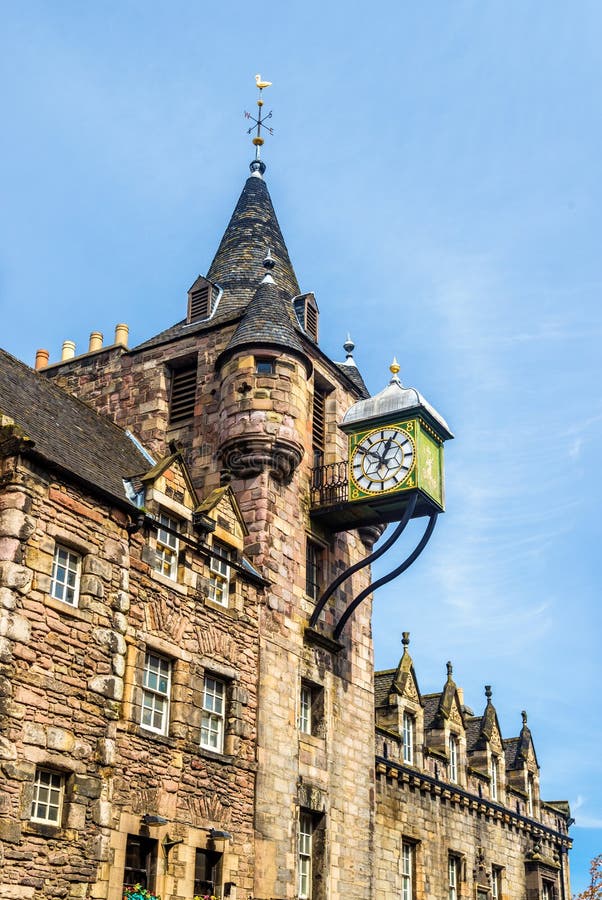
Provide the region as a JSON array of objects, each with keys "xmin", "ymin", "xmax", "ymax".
[{"xmin": 255, "ymin": 74, "xmax": 272, "ymax": 90}]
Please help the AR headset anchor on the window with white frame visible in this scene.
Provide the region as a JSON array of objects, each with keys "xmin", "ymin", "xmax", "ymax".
[
  {"xmin": 449, "ymin": 734, "xmax": 459, "ymax": 783},
  {"xmin": 492, "ymin": 866, "xmax": 503, "ymax": 900},
  {"xmin": 50, "ymin": 545, "xmax": 81, "ymax": 606},
  {"xmin": 154, "ymin": 512, "xmax": 179, "ymax": 580},
  {"xmin": 448, "ymin": 855, "xmax": 460, "ymax": 900},
  {"xmin": 141, "ymin": 652, "xmax": 171, "ymax": 735},
  {"xmin": 201, "ymin": 675, "xmax": 226, "ymax": 753},
  {"xmin": 402, "ymin": 712, "xmax": 415, "ymax": 764},
  {"xmin": 208, "ymin": 541, "xmax": 233, "ymax": 607},
  {"xmin": 490, "ymin": 755, "xmax": 499, "ymax": 800},
  {"xmin": 401, "ymin": 841, "xmax": 414, "ymax": 900},
  {"xmin": 299, "ymin": 682, "xmax": 312, "ymax": 734},
  {"xmin": 527, "ymin": 774, "xmax": 534, "ymax": 816},
  {"xmin": 298, "ymin": 811, "xmax": 313, "ymax": 899},
  {"xmin": 30, "ymin": 768, "xmax": 64, "ymax": 825}
]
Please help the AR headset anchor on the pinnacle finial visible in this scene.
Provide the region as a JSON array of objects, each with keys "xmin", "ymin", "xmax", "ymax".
[
  {"xmin": 245, "ymin": 74, "xmax": 274, "ymax": 168},
  {"xmin": 521, "ymin": 710, "xmax": 528, "ymax": 726},
  {"xmin": 485, "ymin": 685, "xmax": 492, "ymax": 702},
  {"xmin": 446, "ymin": 661, "xmax": 453, "ymax": 680},
  {"xmin": 402, "ymin": 631, "xmax": 410, "ymax": 649},
  {"xmin": 342, "ymin": 333, "xmax": 356, "ymax": 365},
  {"xmin": 263, "ymin": 248, "xmax": 276, "ymax": 270},
  {"xmin": 389, "ymin": 357, "xmax": 401, "ymax": 384}
]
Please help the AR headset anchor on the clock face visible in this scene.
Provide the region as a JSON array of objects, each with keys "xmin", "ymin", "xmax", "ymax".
[{"xmin": 350, "ymin": 426, "xmax": 415, "ymax": 494}]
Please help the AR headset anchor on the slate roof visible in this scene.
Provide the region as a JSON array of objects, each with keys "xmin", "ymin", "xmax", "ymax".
[
  {"xmin": 219, "ymin": 275, "xmax": 307, "ymax": 363},
  {"xmin": 208, "ymin": 171, "xmax": 300, "ymax": 308},
  {"xmin": 503, "ymin": 737, "xmax": 521, "ymax": 770},
  {"xmin": 0, "ymin": 349, "xmax": 149, "ymax": 506},
  {"xmin": 374, "ymin": 669, "xmax": 396, "ymax": 708},
  {"xmin": 465, "ymin": 716, "xmax": 483, "ymax": 751},
  {"xmin": 335, "ymin": 363, "xmax": 369, "ymax": 398},
  {"xmin": 422, "ymin": 693, "xmax": 442, "ymax": 729},
  {"xmin": 131, "ymin": 168, "xmax": 371, "ymax": 400}
]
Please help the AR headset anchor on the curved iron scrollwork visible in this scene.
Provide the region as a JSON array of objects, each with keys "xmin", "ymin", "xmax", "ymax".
[
  {"xmin": 309, "ymin": 495, "xmax": 418, "ymax": 629},
  {"xmin": 333, "ymin": 511, "xmax": 438, "ymax": 640},
  {"xmin": 307, "ymin": 494, "xmax": 438, "ymax": 641}
]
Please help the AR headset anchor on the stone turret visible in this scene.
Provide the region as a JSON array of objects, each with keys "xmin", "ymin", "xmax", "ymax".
[{"xmin": 215, "ymin": 254, "xmax": 310, "ymax": 484}]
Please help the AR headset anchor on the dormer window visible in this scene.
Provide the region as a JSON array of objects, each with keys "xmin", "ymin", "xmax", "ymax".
[
  {"xmin": 187, "ymin": 275, "xmax": 216, "ymax": 323},
  {"xmin": 293, "ymin": 293, "xmax": 319, "ymax": 342}
]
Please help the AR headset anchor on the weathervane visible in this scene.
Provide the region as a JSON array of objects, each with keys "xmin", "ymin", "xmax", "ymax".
[{"xmin": 245, "ymin": 74, "xmax": 273, "ymax": 161}]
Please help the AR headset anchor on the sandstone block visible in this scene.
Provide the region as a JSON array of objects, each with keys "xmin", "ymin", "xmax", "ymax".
[
  {"xmin": 0, "ymin": 819, "xmax": 21, "ymax": 843},
  {"xmin": 0, "ymin": 509, "xmax": 35, "ymax": 540},
  {"xmin": 47, "ymin": 726, "xmax": 75, "ymax": 752},
  {"xmin": 88, "ymin": 675, "xmax": 123, "ymax": 701},
  {"xmin": 80, "ymin": 575, "xmax": 104, "ymax": 599},
  {"xmin": 82, "ymin": 556, "xmax": 112, "ymax": 580},
  {"xmin": 21, "ymin": 722, "xmax": 46, "ymax": 747},
  {"xmin": 0, "ymin": 613, "xmax": 31, "ymax": 643},
  {"xmin": 0, "ymin": 562, "xmax": 32, "ymax": 594}
]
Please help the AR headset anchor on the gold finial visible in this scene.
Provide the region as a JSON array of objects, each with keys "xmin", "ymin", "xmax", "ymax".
[
  {"xmin": 390, "ymin": 357, "xmax": 401, "ymax": 376},
  {"xmin": 245, "ymin": 74, "xmax": 274, "ymax": 165}
]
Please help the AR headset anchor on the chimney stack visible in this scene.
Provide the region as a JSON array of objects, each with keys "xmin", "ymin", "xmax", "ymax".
[
  {"xmin": 114, "ymin": 323, "xmax": 129, "ymax": 347},
  {"xmin": 34, "ymin": 349, "xmax": 49, "ymax": 370},
  {"xmin": 61, "ymin": 340, "xmax": 76, "ymax": 361},
  {"xmin": 88, "ymin": 331, "xmax": 103, "ymax": 352}
]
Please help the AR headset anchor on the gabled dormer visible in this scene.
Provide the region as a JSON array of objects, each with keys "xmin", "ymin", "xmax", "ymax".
[
  {"xmin": 375, "ymin": 633, "xmax": 424, "ymax": 768},
  {"xmin": 139, "ymin": 448, "xmax": 201, "ymax": 586},
  {"xmin": 423, "ymin": 662, "xmax": 467, "ymax": 786},
  {"xmin": 293, "ymin": 292, "xmax": 319, "ymax": 342},
  {"xmin": 505, "ymin": 711, "xmax": 541, "ymax": 817},
  {"xmin": 187, "ymin": 275, "xmax": 219, "ymax": 323},
  {"xmin": 466, "ymin": 685, "xmax": 505, "ymax": 802},
  {"xmin": 195, "ymin": 484, "xmax": 258, "ymax": 613}
]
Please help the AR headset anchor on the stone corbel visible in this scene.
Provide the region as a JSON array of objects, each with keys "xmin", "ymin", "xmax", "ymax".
[{"xmin": 218, "ymin": 435, "xmax": 304, "ymax": 484}]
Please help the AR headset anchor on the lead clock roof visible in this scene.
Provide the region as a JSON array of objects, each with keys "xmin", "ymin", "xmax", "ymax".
[{"xmin": 342, "ymin": 371, "xmax": 453, "ymax": 438}]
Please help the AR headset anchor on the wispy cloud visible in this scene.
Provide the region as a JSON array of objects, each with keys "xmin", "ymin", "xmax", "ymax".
[{"xmin": 573, "ymin": 797, "xmax": 602, "ymax": 829}]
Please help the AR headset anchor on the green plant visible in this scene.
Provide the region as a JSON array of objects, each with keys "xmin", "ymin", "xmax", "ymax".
[{"xmin": 123, "ymin": 885, "xmax": 161, "ymax": 900}]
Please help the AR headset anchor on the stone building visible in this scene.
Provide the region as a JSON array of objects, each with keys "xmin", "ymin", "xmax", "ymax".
[
  {"xmin": 0, "ymin": 153, "xmax": 572, "ymax": 900},
  {"xmin": 374, "ymin": 635, "xmax": 572, "ymax": 900}
]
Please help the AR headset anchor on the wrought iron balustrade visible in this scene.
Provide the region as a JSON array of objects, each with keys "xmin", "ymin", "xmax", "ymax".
[{"xmin": 311, "ymin": 460, "xmax": 349, "ymax": 507}]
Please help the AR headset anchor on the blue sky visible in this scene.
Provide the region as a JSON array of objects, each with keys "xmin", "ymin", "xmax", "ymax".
[{"xmin": 1, "ymin": 1, "xmax": 600, "ymax": 891}]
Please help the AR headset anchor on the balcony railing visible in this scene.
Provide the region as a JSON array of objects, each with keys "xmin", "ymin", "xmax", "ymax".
[{"xmin": 311, "ymin": 460, "xmax": 349, "ymax": 507}]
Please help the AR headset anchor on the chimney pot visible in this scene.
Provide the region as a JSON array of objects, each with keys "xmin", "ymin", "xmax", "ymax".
[
  {"xmin": 88, "ymin": 331, "xmax": 103, "ymax": 352},
  {"xmin": 114, "ymin": 323, "xmax": 129, "ymax": 347},
  {"xmin": 61, "ymin": 340, "xmax": 76, "ymax": 361},
  {"xmin": 35, "ymin": 349, "xmax": 50, "ymax": 370}
]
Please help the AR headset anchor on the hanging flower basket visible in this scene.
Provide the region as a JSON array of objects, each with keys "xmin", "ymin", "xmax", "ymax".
[{"xmin": 123, "ymin": 886, "xmax": 161, "ymax": 900}]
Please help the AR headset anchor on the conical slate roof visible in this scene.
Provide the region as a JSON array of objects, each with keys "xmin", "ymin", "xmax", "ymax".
[
  {"xmin": 207, "ymin": 169, "xmax": 300, "ymax": 312},
  {"xmin": 218, "ymin": 273, "xmax": 307, "ymax": 365}
]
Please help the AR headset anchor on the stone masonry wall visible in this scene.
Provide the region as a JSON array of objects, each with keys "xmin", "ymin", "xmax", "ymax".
[{"xmin": 0, "ymin": 447, "xmax": 260, "ymax": 900}]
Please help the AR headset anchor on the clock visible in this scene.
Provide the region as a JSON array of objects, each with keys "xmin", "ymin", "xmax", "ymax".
[{"xmin": 350, "ymin": 426, "xmax": 415, "ymax": 494}]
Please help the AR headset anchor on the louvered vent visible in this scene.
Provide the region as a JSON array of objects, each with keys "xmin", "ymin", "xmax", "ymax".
[
  {"xmin": 292, "ymin": 294, "xmax": 319, "ymax": 342},
  {"xmin": 305, "ymin": 302, "xmax": 318, "ymax": 342},
  {"xmin": 169, "ymin": 365, "xmax": 197, "ymax": 424},
  {"xmin": 189, "ymin": 283, "xmax": 212, "ymax": 322}
]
